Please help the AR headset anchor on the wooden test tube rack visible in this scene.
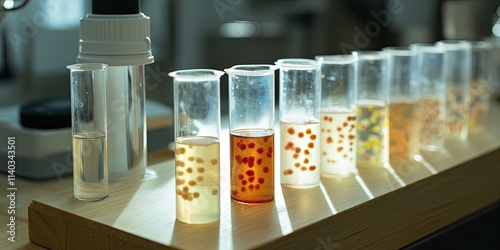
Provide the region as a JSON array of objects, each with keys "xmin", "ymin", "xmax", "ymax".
[{"xmin": 28, "ymin": 103, "xmax": 500, "ymax": 249}]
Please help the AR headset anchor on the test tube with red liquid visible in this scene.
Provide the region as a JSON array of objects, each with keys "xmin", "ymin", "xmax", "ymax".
[
  {"xmin": 276, "ymin": 59, "xmax": 321, "ymax": 188},
  {"xmin": 225, "ymin": 65, "xmax": 278, "ymax": 203}
]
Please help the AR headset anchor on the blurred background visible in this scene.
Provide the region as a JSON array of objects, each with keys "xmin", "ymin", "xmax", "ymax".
[
  {"xmin": 0, "ymin": 0, "xmax": 499, "ymax": 109},
  {"xmin": 0, "ymin": 0, "xmax": 499, "ymax": 150},
  {"xmin": 0, "ymin": 1, "xmax": 499, "ymax": 247}
]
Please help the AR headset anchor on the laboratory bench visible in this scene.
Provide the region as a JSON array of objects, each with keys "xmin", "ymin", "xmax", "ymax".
[{"xmin": 1, "ymin": 102, "xmax": 500, "ymax": 249}]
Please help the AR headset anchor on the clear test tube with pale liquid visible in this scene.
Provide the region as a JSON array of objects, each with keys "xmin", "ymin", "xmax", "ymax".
[
  {"xmin": 169, "ymin": 69, "xmax": 224, "ymax": 224},
  {"xmin": 315, "ymin": 55, "xmax": 358, "ymax": 177},
  {"xmin": 68, "ymin": 63, "xmax": 109, "ymax": 201}
]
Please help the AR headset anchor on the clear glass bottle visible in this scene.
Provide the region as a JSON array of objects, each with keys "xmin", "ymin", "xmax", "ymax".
[
  {"xmin": 68, "ymin": 63, "xmax": 109, "ymax": 201},
  {"xmin": 382, "ymin": 47, "xmax": 419, "ymax": 165},
  {"xmin": 315, "ymin": 55, "xmax": 358, "ymax": 177},
  {"xmin": 225, "ymin": 65, "xmax": 278, "ymax": 203},
  {"xmin": 169, "ymin": 69, "xmax": 224, "ymax": 224},
  {"xmin": 436, "ymin": 40, "xmax": 472, "ymax": 140},
  {"xmin": 410, "ymin": 44, "xmax": 447, "ymax": 151},
  {"xmin": 469, "ymin": 41, "xmax": 493, "ymax": 132},
  {"xmin": 352, "ymin": 51, "xmax": 389, "ymax": 168},
  {"xmin": 276, "ymin": 59, "xmax": 321, "ymax": 188}
]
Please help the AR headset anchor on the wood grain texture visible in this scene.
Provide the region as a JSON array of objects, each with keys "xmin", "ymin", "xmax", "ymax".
[
  {"xmin": 0, "ymin": 214, "xmax": 44, "ymax": 250},
  {"xmin": 262, "ymin": 148, "xmax": 500, "ymax": 249},
  {"xmin": 27, "ymin": 103, "xmax": 500, "ymax": 249}
]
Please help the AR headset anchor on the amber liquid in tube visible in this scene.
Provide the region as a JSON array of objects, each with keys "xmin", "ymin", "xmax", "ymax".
[
  {"xmin": 230, "ymin": 129, "xmax": 274, "ymax": 203},
  {"xmin": 389, "ymin": 100, "xmax": 418, "ymax": 162}
]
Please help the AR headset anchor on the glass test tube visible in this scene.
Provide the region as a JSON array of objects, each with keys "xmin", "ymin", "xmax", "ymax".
[
  {"xmin": 225, "ymin": 65, "xmax": 278, "ymax": 203},
  {"xmin": 469, "ymin": 41, "xmax": 493, "ymax": 132},
  {"xmin": 315, "ymin": 55, "xmax": 358, "ymax": 177},
  {"xmin": 436, "ymin": 40, "xmax": 472, "ymax": 140},
  {"xmin": 383, "ymin": 47, "xmax": 419, "ymax": 164},
  {"xmin": 410, "ymin": 44, "xmax": 447, "ymax": 151},
  {"xmin": 276, "ymin": 59, "xmax": 321, "ymax": 188},
  {"xmin": 352, "ymin": 51, "xmax": 389, "ymax": 168},
  {"xmin": 68, "ymin": 63, "xmax": 109, "ymax": 202},
  {"xmin": 169, "ymin": 69, "xmax": 224, "ymax": 224}
]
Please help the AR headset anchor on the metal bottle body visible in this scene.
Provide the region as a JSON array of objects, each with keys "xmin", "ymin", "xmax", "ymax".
[{"xmin": 106, "ymin": 65, "xmax": 147, "ymax": 179}]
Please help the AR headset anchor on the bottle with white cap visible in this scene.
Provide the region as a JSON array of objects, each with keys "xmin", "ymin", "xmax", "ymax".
[{"xmin": 77, "ymin": 0, "xmax": 154, "ymax": 180}]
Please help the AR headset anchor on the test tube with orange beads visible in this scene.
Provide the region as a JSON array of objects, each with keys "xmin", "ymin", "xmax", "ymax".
[
  {"xmin": 469, "ymin": 41, "xmax": 493, "ymax": 132},
  {"xmin": 383, "ymin": 47, "xmax": 419, "ymax": 165},
  {"xmin": 276, "ymin": 59, "xmax": 321, "ymax": 188},
  {"xmin": 410, "ymin": 44, "xmax": 447, "ymax": 152},
  {"xmin": 436, "ymin": 40, "xmax": 472, "ymax": 140}
]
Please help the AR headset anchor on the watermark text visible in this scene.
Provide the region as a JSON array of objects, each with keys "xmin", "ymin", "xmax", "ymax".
[{"xmin": 6, "ymin": 137, "xmax": 17, "ymax": 243}]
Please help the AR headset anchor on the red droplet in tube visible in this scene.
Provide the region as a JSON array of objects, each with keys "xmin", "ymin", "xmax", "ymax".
[
  {"xmin": 246, "ymin": 169, "xmax": 255, "ymax": 176},
  {"xmin": 258, "ymin": 177, "xmax": 265, "ymax": 184}
]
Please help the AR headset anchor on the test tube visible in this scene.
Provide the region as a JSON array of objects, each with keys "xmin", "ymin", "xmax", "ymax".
[
  {"xmin": 276, "ymin": 59, "xmax": 321, "ymax": 188},
  {"xmin": 436, "ymin": 40, "xmax": 472, "ymax": 140},
  {"xmin": 352, "ymin": 51, "xmax": 389, "ymax": 168},
  {"xmin": 469, "ymin": 41, "xmax": 493, "ymax": 132},
  {"xmin": 169, "ymin": 69, "xmax": 224, "ymax": 224},
  {"xmin": 225, "ymin": 65, "xmax": 278, "ymax": 203},
  {"xmin": 410, "ymin": 44, "xmax": 447, "ymax": 151},
  {"xmin": 382, "ymin": 47, "xmax": 419, "ymax": 164},
  {"xmin": 68, "ymin": 63, "xmax": 108, "ymax": 202},
  {"xmin": 315, "ymin": 55, "xmax": 357, "ymax": 177}
]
